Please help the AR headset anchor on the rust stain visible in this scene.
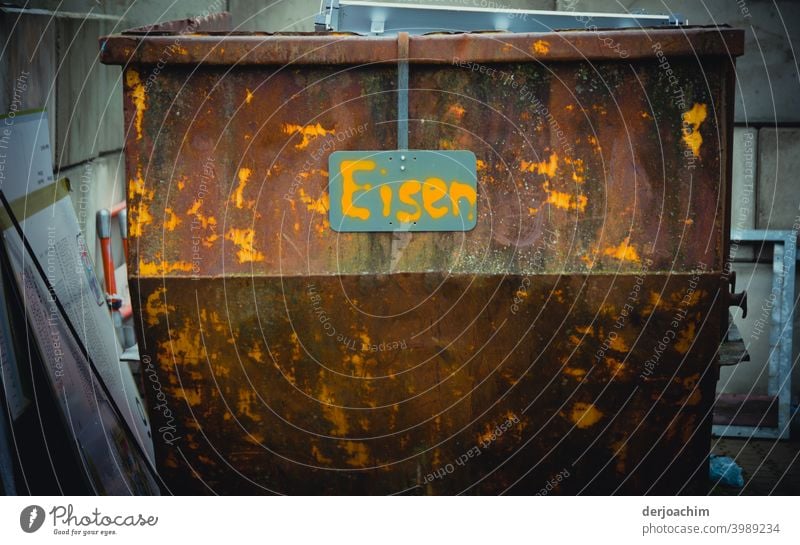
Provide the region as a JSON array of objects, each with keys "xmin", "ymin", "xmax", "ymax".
[
  {"xmin": 603, "ymin": 236, "xmax": 641, "ymax": 263},
  {"xmin": 682, "ymin": 103, "xmax": 707, "ymax": 158},
  {"xmin": 225, "ymin": 227, "xmax": 265, "ymax": 263},
  {"xmin": 569, "ymin": 402, "xmax": 603, "ymax": 429},
  {"xmin": 282, "ymin": 122, "xmax": 335, "ymax": 150}
]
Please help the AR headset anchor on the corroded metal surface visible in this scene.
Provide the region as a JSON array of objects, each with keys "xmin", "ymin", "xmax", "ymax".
[{"xmin": 102, "ymin": 26, "xmax": 742, "ymax": 494}]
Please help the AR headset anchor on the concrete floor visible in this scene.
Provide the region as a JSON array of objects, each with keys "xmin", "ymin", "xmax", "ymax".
[{"xmin": 710, "ymin": 439, "xmax": 800, "ymax": 495}]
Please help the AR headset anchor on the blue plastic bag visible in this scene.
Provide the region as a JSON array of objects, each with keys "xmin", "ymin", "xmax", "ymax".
[{"xmin": 709, "ymin": 455, "xmax": 744, "ymax": 487}]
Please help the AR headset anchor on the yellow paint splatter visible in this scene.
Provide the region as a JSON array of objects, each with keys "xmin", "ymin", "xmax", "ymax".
[
  {"xmin": 675, "ymin": 322, "xmax": 696, "ymax": 354},
  {"xmin": 311, "ymin": 444, "xmax": 333, "ymax": 465},
  {"xmin": 603, "ymin": 236, "xmax": 640, "ymax": 263},
  {"xmin": 245, "ymin": 88, "xmax": 254, "ymax": 105},
  {"xmin": 344, "ymin": 442, "xmax": 370, "ymax": 467},
  {"xmin": 448, "ymin": 103, "xmax": 466, "ymax": 118},
  {"xmin": 476, "ymin": 159, "xmax": 487, "ymax": 171},
  {"xmin": 682, "ymin": 103, "xmax": 707, "ymax": 158},
  {"xmin": 569, "ymin": 402, "xmax": 603, "ymax": 429},
  {"xmin": 125, "ymin": 69, "xmax": 146, "ymax": 141},
  {"xmin": 564, "ymin": 367, "xmax": 586, "ymax": 378},
  {"xmin": 282, "ymin": 122, "xmax": 335, "ymax": 150},
  {"xmin": 145, "ymin": 287, "xmax": 174, "ymax": 326},
  {"xmin": 163, "ymin": 207, "xmax": 181, "ymax": 231},
  {"xmin": 138, "ymin": 259, "xmax": 194, "ymax": 276},
  {"xmin": 587, "ymin": 134, "xmax": 602, "ymax": 153},
  {"xmin": 298, "ymin": 188, "xmax": 329, "ymax": 214},
  {"xmin": 232, "ymin": 167, "xmax": 254, "ymax": 209},
  {"xmin": 609, "ymin": 334, "xmax": 630, "ymax": 353},
  {"xmin": 248, "ymin": 344, "xmax": 264, "ymax": 363},
  {"xmin": 564, "ymin": 156, "xmax": 586, "ymax": 183},
  {"xmin": 186, "ymin": 199, "xmax": 219, "ymax": 247},
  {"xmin": 319, "ymin": 384, "xmax": 349, "ymax": 436},
  {"xmin": 532, "ymin": 39, "xmax": 550, "ymax": 54},
  {"xmin": 237, "ymin": 389, "xmax": 262, "ymax": 422},
  {"xmin": 128, "ymin": 169, "xmax": 154, "ymax": 237},
  {"xmin": 543, "ymin": 181, "xmax": 588, "ymax": 212},
  {"xmin": 225, "ymin": 228, "xmax": 265, "ymax": 263},
  {"xmin": 521, "ymin": 152, "xmax": 558, "ymax": 177}
]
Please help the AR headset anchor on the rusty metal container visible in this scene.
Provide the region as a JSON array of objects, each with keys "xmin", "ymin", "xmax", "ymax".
[{"xmin": 101, "ymin": 15, "xmax": 744, "ymax": 494}]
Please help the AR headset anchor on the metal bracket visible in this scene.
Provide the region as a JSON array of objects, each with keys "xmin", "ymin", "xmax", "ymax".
[
  {"xmin": 713, "ymin": 229, "xmax": 797, "ymax": 440},
  {"xmin": 397, "ymin": 31, "xmax": 409, "ymax": 150}
]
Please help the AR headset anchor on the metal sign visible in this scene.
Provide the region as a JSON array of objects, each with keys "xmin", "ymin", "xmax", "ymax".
[{"xmin": 328, "ymin": 150, "xmax": 477, "ymax": 232}]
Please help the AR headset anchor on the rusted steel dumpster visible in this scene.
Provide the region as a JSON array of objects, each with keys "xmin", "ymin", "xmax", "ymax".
[{"xmin": 101, "ymin": 15, "xmax": 744, "ymax": 494}]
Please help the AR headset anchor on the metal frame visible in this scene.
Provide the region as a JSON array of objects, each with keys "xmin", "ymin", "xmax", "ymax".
[
  {"xmin": 713, "ymin": 229, "xmax": 797, "ymax": 440},
  {"xmin": 316, "ymin": 0, "xmax": 682, "ymax": 35}
]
